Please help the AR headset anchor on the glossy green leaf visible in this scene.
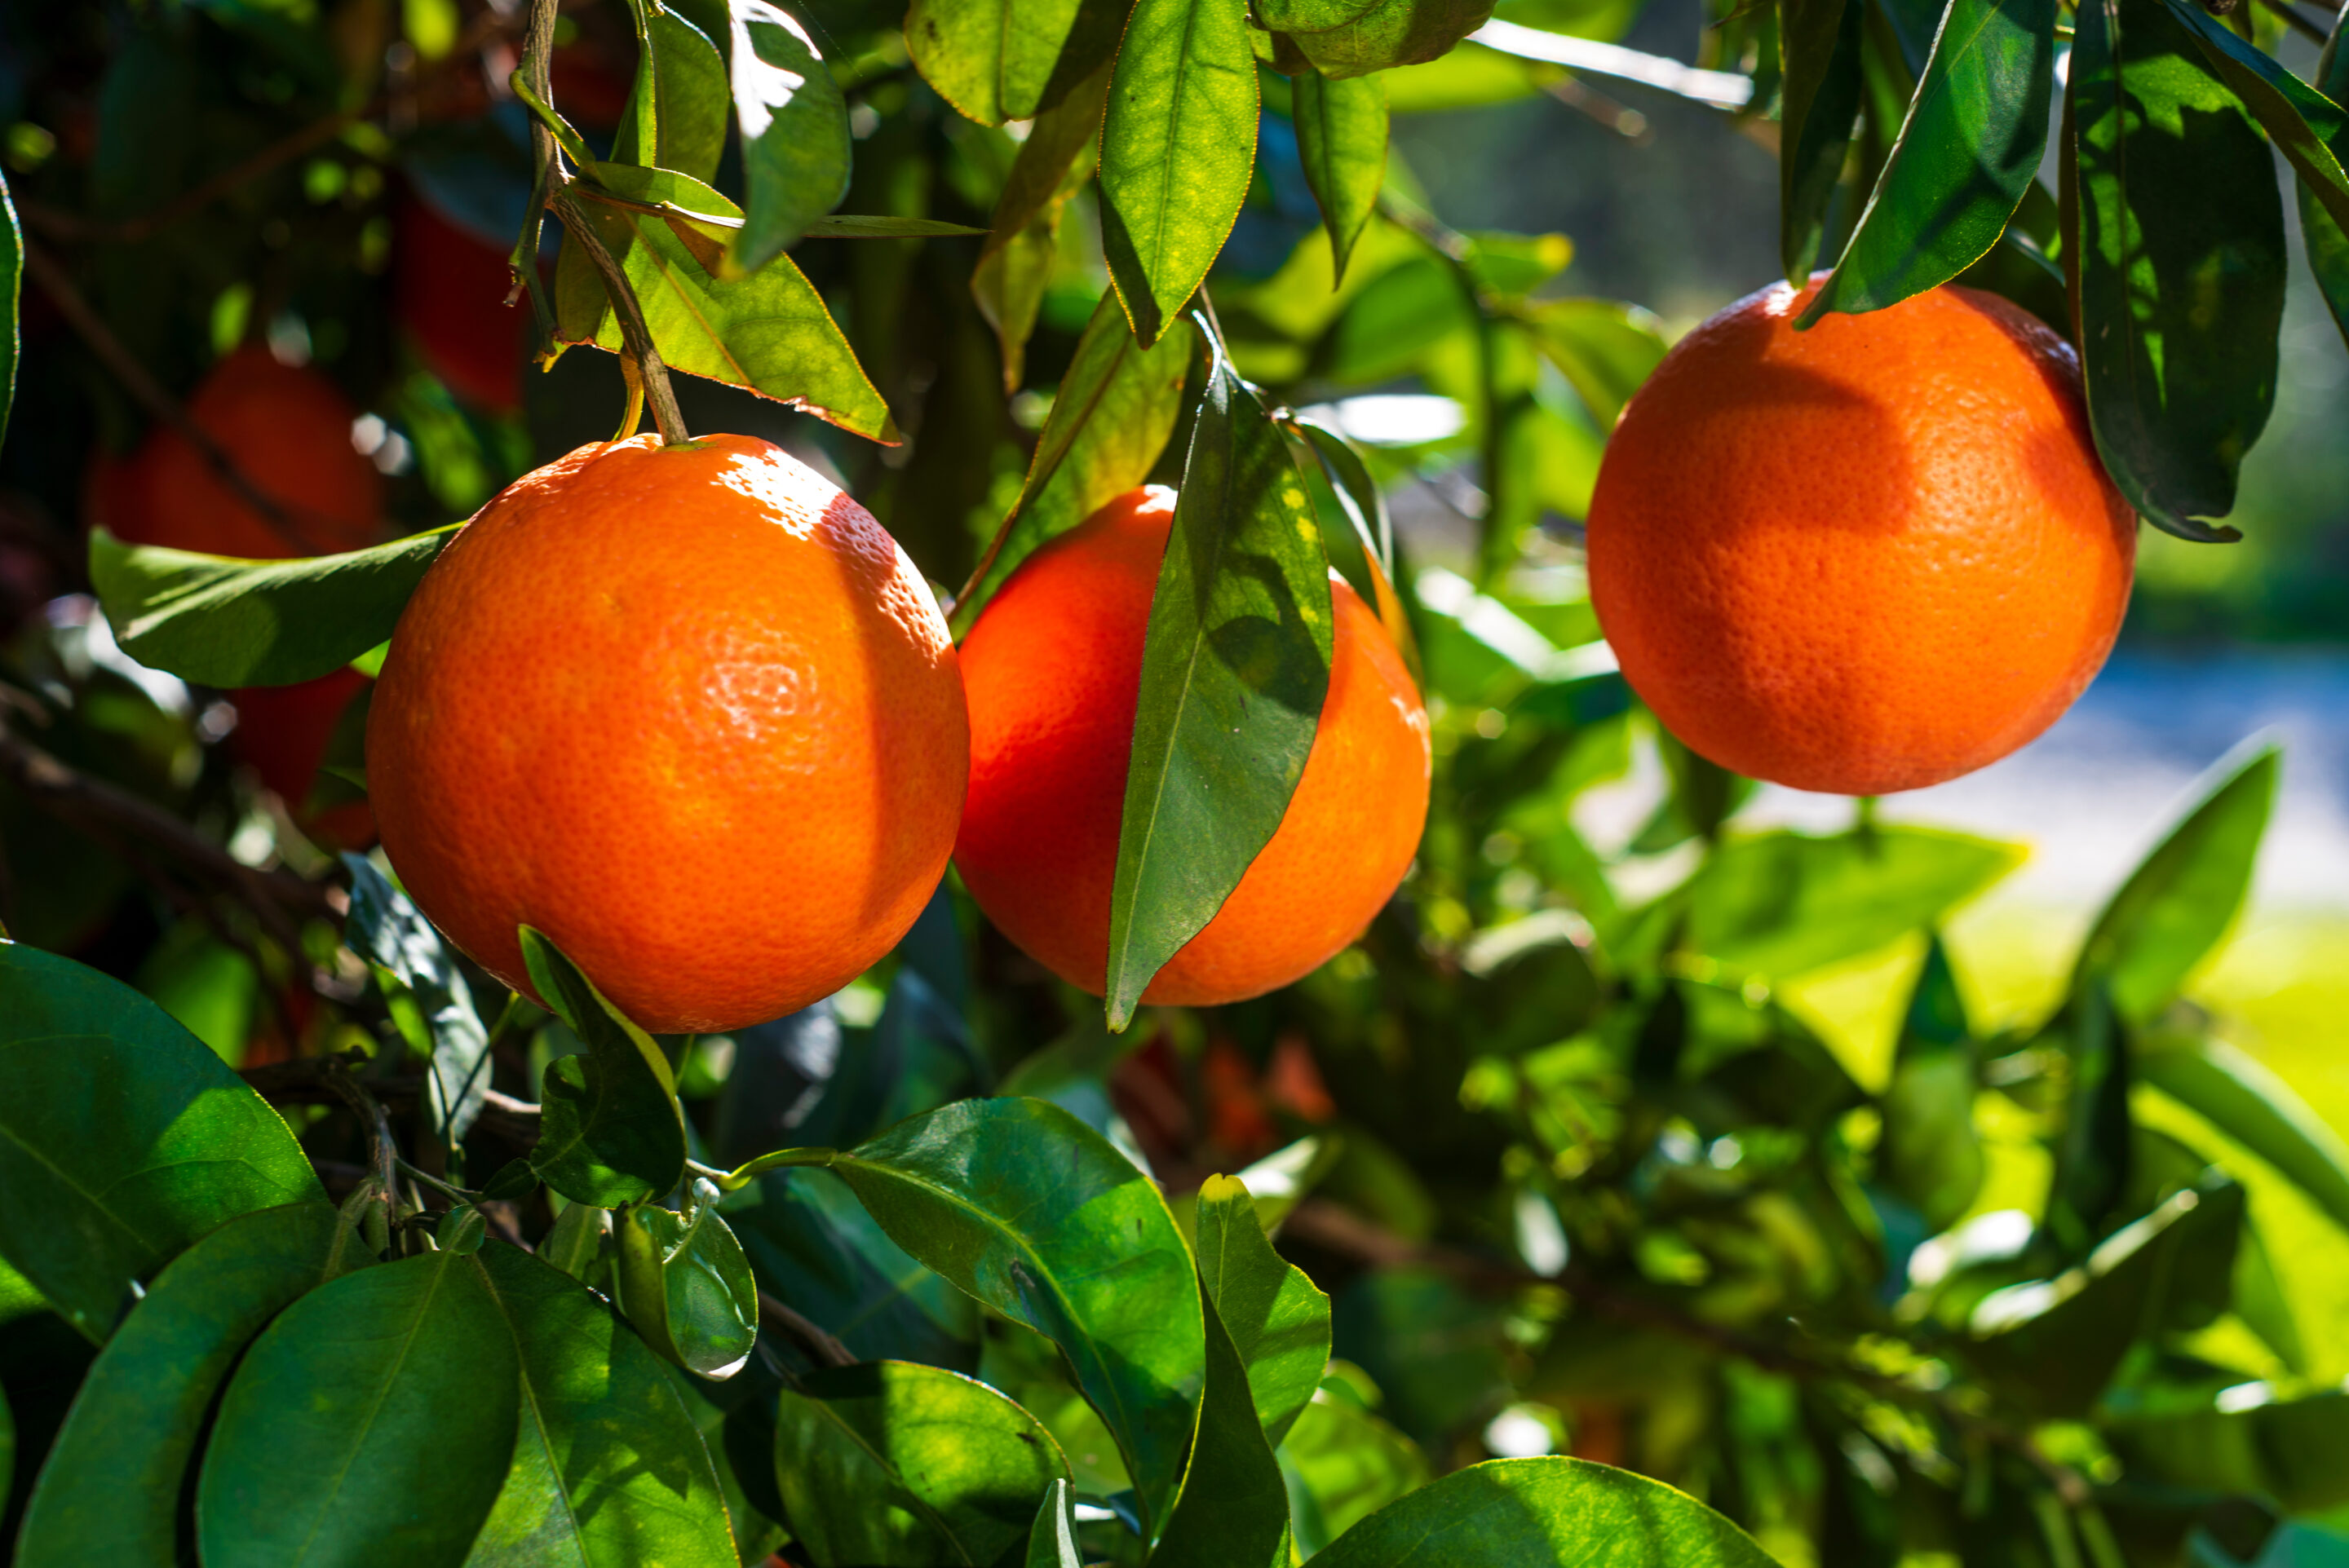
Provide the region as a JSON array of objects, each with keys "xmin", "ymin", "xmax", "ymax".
[
  {"xmin": 952, "ymin": 297, "xmax": 1195, "ymax": 636},
  {"xmin": 2155, "ymin": 0, "xmax": 2349, "ymax": 238},
  {"xmin": 615, "ymin": 1195, "xmax": 760, "ymax": 1379},
  {"xmin": 197, "ymin": 1250, "xmax": 521, "ymax": 1568},
  {"xmin": 464, "ymin": 1242, "xmax": 740, "ymax": 1568},
  {"xmin": 724, "ymin": 0, "xmax": 850, "ymax": 275},
  {"xmin": 2071, "ymin": 742, "xmax": 2276, "ymax": 1023},
  {"xmin": 1520, "ymin": 298, "xmax": 1668, "ymax": 429},
  {"xmin": 1677, "ymin": 827, "xmax": 2022, "ymax": 980},
  {"xmin": 0, "ymin": 166, "xmax": 19, "ymax": 447},
  {"xmin": 974, "ymin": 38, "xmax": 1115, "ymax": 391},
  {"xmin": 1192, "ymin": 1173, "xmax": 1330, "ymax": 1448},
  {"xmin": 1104, "ymin": 347, "xmax": 1335, "ymax": 1026},
  {"xmin": 521, "ymin": 927, "xmax": 688, "ymax": 1208},
  {"xmin": 773, "ymin": 1359, "xmax": 1070, "ymax": 1566},
  {"xmin": 1877, "ymin": 936, "xmax": 1984, "ymax": 1232},
  {"xmin": 1025, "ymin": 1478, "xmax": 1081, "ymax": 1568},
  {"xmin": 1099, "ymin": 0, "xmax": 1259, "ymax": 346},
  {"xmin": 1282, "ymin": 0, "xmax": 1501, "ymax": 78},
  {"xmin": 614, "ymin": 3, "xmax": 729, "ymax": 183},
  {"xmin": 2070, "ymin": 0, "xmax": 2283, "ymax": 541},
  {"xmin": 1310, "ymin": 1456, "xmax": 1778, "ymax": 1566},
  {"xmin": 2305, "ymin": 17, "xmax": 2349, "ymax": 349},
  {"xmin": 0, "ymin": 943, "xmax": 324, "ymax": 1342},
  {"xmin": 785, "ymin": 1098, "xmax": 1205, "ymax": 1539},
  {"xmin": 1280, "ymin": 1388, "xmax": 1429, "ymax": 1556},
  {"xmin": 343, "ymin": 855, "xmax": 490, "ymax": 1147},
  {"xmin": 907, "ymin": 0, "xmax": 1084, "ymax": 124},
  {"xmin": 15, "ymin": 1204, "xmax": 369, "ymax": 1566},
  {"xmin": 2113, "ymin": 1389, "xmax": 2349, "ymax": 1515},
  {"xmin": 556, "ymin": 178, "xmax": 895, "ymax": 442},
  {"xmin": 1779, "ymin": 0, "xmax": 1865, "ymax": 280},
  {"xmin": 88, "ymin": 524, "xmax": 453, "ymax": 688},
  {"xmin": 1800, "ymin": 0, "xmax": 2055, "ymax": 322},
  {"xmin": 1150, "ymin": 1280, "xmax": 1294, "ymax": 1568},
  {"xmin": 1294, "ymin": 71, "xmax": 1389, "ymax": 285},
  {"xmin": 2138, "ymin": 1031, "xmax": 2349, "ymax": 1238}
]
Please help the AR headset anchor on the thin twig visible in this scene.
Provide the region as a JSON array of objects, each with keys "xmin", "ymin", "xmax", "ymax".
[
  {"xmin": 241, "ymin": 1054, "xmax": 542, "ymax": 1142},
  {"xmin": 324, "ymin": 1056, "xmax": 398, "ymax": 1242},
  {"xmin": 20, "ymin": 243, "xmax": 323, "ymax": 553},
  {"xmin": 758, "ymin": 1289, "xmax": 856, "ymax": 1368}
]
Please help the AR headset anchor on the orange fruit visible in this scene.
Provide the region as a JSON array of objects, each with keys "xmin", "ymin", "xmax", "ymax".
[
  {"xmin": 88, "ymin": 345, "xmax": 383, "ymax": 561},
  {"xmin": 953, "ymin": 487, "xmax": 1430, "ymax": 1007},
  {"xmin": 1586, "ymin": 278, "xmax": 2135, "ymax": 796},
  {"xmin": 366, "ymin": 434, "xmax": 969, "ymax": 1034},
  {"xmin": 394, "ymin": 192, "xmax": 528, "ymax": 414}
]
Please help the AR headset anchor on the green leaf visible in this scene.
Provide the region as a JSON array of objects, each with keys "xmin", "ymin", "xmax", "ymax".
[
  {"xmin": 88, "ymin": 524, "xmax": 454, "ymax": 688},
  {"xmin": 804, "ymin": 214, "xmax": 990, "ymax": 237},
  {"xmin": 906, "ymin": 0, "xmax": 1085, "ymax": 124},
  {"xmin": 1309, "ymin": 1456, "xmax": 1778, "ymax": 1566},
  {"xmin": 2305, "ymin": 16, "xmax": 2349, "ymax": 350},
  {"xmin": 343, "ymin": 855, "xmax": 490, "ymax": 1147},
  {"xmin": 2137, "ymin": 1031, "xmax": 2349, "ymax": 1238},
  {"xmin": 197, "ymin": 1250, "xmax": 522, "ymax": 1568},
  {"xmin": 1099, "ymin": 0, "xmax": 1260, "ymax": 346},
  {"xmin": 661, "ymin": 1362, "xmax": 790, "ymax": 1565},
  {"xmin": 1104, "ymin": 347, "xmax": 1335, "ymax": 1026},
  {"xmin": 1294, "ymin": 71, "xmax": 1389, "ymax": 285},
  {"xmin": 520, "ymin": 927, "xmax": 688, "ymax": 1208},
  {"xmin": 0, "ymin": 943, "xmax": 324, "ymax": 1342},
  {"xmin": 2114, "ymin": 1390, "xmax": 2349, "ymax": 1517},
  {"xmin": 1280, "ymin": 1387, "xmax": 1429, "ymax": 1556},
  {"xmin": 804, "ymin": 1098, "xmax": 1205, "ymax": 1539},
  {"xmin": 1876, "ymin": 936, "xmax": 1984, "ymax": 1233},
  {"xmin": 974, "ymin": 37, "xmax": 1116, "ymax": 391},
  {"xmin": 772, "ymin": 1359, "xmax": 1071, "ymax": 1565},
  {"xmin": 614, "ymin": 3, "xmax": 730, "ymax": 183},
  {"xmin": 2070, "ymin": 742, "xmax": 2276, "ymax": 1024},
  {"xmin": 2070, "ymin": 0, "xmax": 2284, "ymax": 541},
  {"xmin": 556, "ymin": 178, "xmax": 896, "ymax": 442},
  {"xmin": 952, "ymin": 297, "xmax": 1195, "ymax": 637},
  {"xmin": 15, "ymin": 1204, "xmax": 370, "ymax": 1566},
  {"xmin": 723, "ymin": 0, "xmax": 851, "ymax": 274},
  {"xmin": 1149, "ymin": 1280, "xmax": 1294, "ymax": 1568},
  {"xmin": 1519, "ymin": 298, "xmax": 1668, "ymax": 428},
  {"xmin": 1025, "ymin": 1477, "xmax": 1082, "ymax": 1568},
  {"xmin": 1676, "ymin": 827, "xmax": 2023, "ymax": 980},
  {"xmin": 2154, "ymin": 0, "xmax": 2349, "ymax": 239},
  {"xmin": 615, "ymin": 1195, "xmax": 761, "ymax": 1379},
  {"xmin": 0, "ymin": 166, "xmax": 19, "ymax": 447},
  {"xmin": 1192, "ymin": 1173, "xmax": 1330, "ymax": 1448},
  {"xmin": 1779, "ymin": 0, "xmax": 1865, "ymax": 280},
  {"xmin": 1799, "ymin": 0, "xmax": 2055, "ymax": 321},
  {"xmin": 463, "ymin": 1242, "xmax": 740, "ymax": 1568},
  {"xmin": 1280, "ymin": 0, "xmax": 1502, "ymax": 78}
]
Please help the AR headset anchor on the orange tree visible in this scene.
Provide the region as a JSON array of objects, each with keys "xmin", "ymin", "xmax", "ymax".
[{"xmin": 2, "ymin": 0, "xmax": 2347, "ymax": 1562}]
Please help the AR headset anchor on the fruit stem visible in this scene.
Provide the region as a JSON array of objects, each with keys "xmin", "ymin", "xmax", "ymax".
[{"xmin": 519, "ymin": 0, "xmax": 692, "ymax": 448}]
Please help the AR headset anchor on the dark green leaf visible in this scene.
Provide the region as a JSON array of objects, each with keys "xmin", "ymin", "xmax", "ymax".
[
  {"xmin": 2070, "ymin": 0, "xmax": 2283, "ymax": 540},
  {"xmin": 2071, "ymin": 742, "xmax": 2276, "ymax": 1023},
  {"xmin": 88, "ymin": 525, "xmax": 453, "ymax": 689},
  {"xmin": 2115, "ymin": 1390, "xmax": 2349, "ymax": 1517},
  {"xmin": 1104, "ymin": 348, "xmax": 1335, "ymax": 1026},
  {"xmin": 806, "ymin": 1098, "xmax": 1205, "ymax": 1538},
  {"xmin": 1520, "ymin": 298, "xmax": 1668, "ymax": 428},
  {"xmin": 464, "ymin": 1242, "xmax": 740, "ymax": 1567},
  {"xmin": 1099, "ymin": 0, "xmax": 1259, "ymax": 346},
  {"xmin": 1310, "ymin": 1455, "xmax": 1778, "ymax": 1566},
  {"xmin": 1800, "ymin": 0, "xmax": 2055, "ymax": 320},
  {"xmin": 906, "ymin": 0, "xmax": 1085, "ymax": 124},
  {"xmin": 724, "ymin": 0, "xmax": 851, "ymax": 274},
  {"xmin": 772, "ymin": 1359, "xmax": 1070, "ymax": 1566},
  {"xmin": 615, "ymin": 1195, "xmax": 760, "ymax": 1379},
  {"xmin": 2044, "ymin": 983, "xmax": 2134, "ymax": 1256},
  {"xmin": 1294, "ymin": 71, "xmax": 1389, "ymax": 285},
  {"xmin": 0, "ymin": 166, "xmax": 18, "ymax": 447},
  {"xmin": 952, "ymin": 297, "xmax": 1195, "ymax": 636},
  {"xmin": 520, "ymin": 927, "xmax": 688, "ymax": 1208},
  {"xmin": 1191, "ymin": 1173, "xmax": 1330, "ymax": 1448},
  {"xmin": 2154, "ymin": 0, "xmax": 2349, "ymax": 238},
  {"xmin": 0, "ymin": 943, "xmax": 324, "ymax": 1342},
  {"xmin": 2305, "ymin": 17, "xmax": 2349, "ymax": 349},
  {"xmin": 2137, "ymin": 1030, "xmax": 2349, "ymax": 1237},
  {"xmin": 15, "ymin": 1204, "xmax": 369, "ymax": 1566},
  {"xmin": 555, "ymin": 186, "xmax": 895, "ymax": 441},
  {"xmin": 343, "ymin": 855, "xmax": 490, "ymax": 1146},
  {"xmin": 1877, "ymin": 936, "xmax": 1984, "ymax": 1233},
  {"xmin": 1291, "ymin": 419, "xmax": 1416, "ymax": 669},
  {"xmin": 974, "ymin": 50, "xmax": 1114, "ymax": 391},
  {"xmin": 197, "ymin": 1250, "xmax": 521, "ymax": 1568},
  {"xmin": 1780, "ymin": 0, "xmax": 1865, "ymax": 280},
  {"xmin": 1026, "ymin": 1478, "xmax": 1081, "ymax": 1568},
  {"xmin": 663, "ymin": 1362, "xmax": 791, "ymax": 1565},
  {"xmin": 1149, "ymin": 1279, "xmax": 1293, "ymax": 1568},
  {"xmin": 614, "ymin": 4, "xmax": 730, "ymax": 183},
  {"xmin": 542, "ymin": 1200, "xmax": 607, "ymax": 1282},
  {"xmin": 1280, "ymin": 1387, "xmax": 1428, "ymax": 1556}
]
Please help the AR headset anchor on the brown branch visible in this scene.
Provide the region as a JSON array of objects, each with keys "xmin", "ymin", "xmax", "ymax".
[
  {"xmin": 20, "ymin": 243, "xmax": 326, "ymax": 554},
  {"xmin": 241, "ymin": 1053, "xmax": 542, "ymax": 1142},
  {"xmin": 759, "ymin": 1289, "xmax": 856, "ymax": 1368}
]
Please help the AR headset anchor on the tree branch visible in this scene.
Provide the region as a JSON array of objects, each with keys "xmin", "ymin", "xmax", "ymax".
[{"xmin": 758, "ymin": 1289, "xmax": 856, "ymax": 1368}]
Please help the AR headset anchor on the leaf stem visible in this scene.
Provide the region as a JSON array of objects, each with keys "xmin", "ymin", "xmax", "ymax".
[{"xmin": 714, "ymin": 1146, "xmax": 840, "ymax": 1190}]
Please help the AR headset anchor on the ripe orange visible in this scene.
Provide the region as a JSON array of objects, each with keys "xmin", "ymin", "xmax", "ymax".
[
  {"xmin": 366, "ymin": 434, "xmax": 969, "ymax": 1034},
  {"xmin": 1586, "ymin": 278, "xmax": 2135, "ymax": 796},
  {"xmin": 394, "ymin": 193, "xmax": 528, "ymax": 414},
  {"xmin": 953, "ymin": 487, "xmax": 1431, "ymax": 1007}
]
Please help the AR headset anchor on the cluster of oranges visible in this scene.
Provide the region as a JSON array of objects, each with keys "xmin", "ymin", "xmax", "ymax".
[{"xmin": 99, "ymin": 246, "xmax": 2134, "ymax": 1035}]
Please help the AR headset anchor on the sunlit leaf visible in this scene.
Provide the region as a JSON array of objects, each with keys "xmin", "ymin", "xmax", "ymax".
[
  {"xmin": 1294, "ymin": 71, "xmax": 1389, "ymax": 285},
  {"xmin": 614, "ymin": 4, "xmax": 729, "ymax": 184},
  {"xmin": 615, "ymin": 1195, "xmax": 760, "ymax": 1380},
  {"xmin": 724, "ymin": 0, "xmax": 850, "ymax": 274},
  {"xmin": 1191, "ymin": 1173, "xmax": 1330, "ymax": 1448},
  {"xmin": 1519, "ymin": 297, "xmax": 1668, "ymax": 429},
  {"xmin": 906, "ymin": 0, "xmax": 1084, "ymax": 124},
  {"xmin": 1149, "ymin": 1279, "xmax": 1292, "ymax": 1568},
  {"xmin": 2138, "ymin": 1030, "xmax": 2349, "ymax": 1238},
  {"xmin": 973, "ymin": 36, "xmax": 1114, "ymax": 391},
  {"xmin": 1877, "ymin": 936, "xmax": 1984, "ymax": 1233}
]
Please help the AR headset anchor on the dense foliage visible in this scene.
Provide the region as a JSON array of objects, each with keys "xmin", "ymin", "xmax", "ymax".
[{"xmin": 2, "ymin": 0, "xmax": 2348, "ymax": 1562}]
